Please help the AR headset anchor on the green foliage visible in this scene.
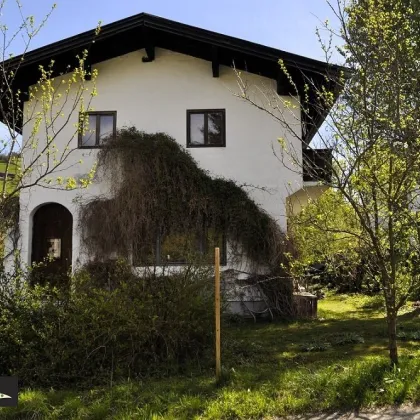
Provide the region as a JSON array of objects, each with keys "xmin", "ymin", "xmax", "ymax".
[
  {"xmin": 2, "ymin": 295, "xmax": 420, "ymax": 419},
  {"xmin": 0, "ymin": 161, "xmax": 19, "ymax": 194},
  {"xmin": 0, "ymin": 195, "xmax": 19, "ymax": 260},
  {"xmin": 397, "ymin": 330, "xmax": 420, "ymax": 341},
  {"xmin": 233, "ymin": 0, "xmax": 420, "ymax": 362},
  {"xmin": 282, "ymin": 0, "xmax": 420, "ymax": 363},
  {"xmin": 290, "ymin": 190, "xmax": 360, "ymax": 266},
  {"xmin": 0, "ymin": 261, "xmax": 215, "ymax": 388},
  {"xmin": 0, "ymin": 7, "xmax": 99, "ymax": 272},
  {"xmin": 288, "ymin": 189, "xmax": 371, "ymax": 291},
  {"xmin": 299, "ymin": 340, "xmax": 332, "ymax": 352},
  {"xmin": 329, "ymin": 332, "xmax": 365, "ymax": 345},
  {"xmin": 80, "ymin": 128, "xmax": 291, "ymax": 273},
  {"xmin": 334, "ymin": 0, "xmax": 420, "ymax": 363},
  {"xmin": 299, "ymin": 333, "xmax": 364, "ymax": 352}
]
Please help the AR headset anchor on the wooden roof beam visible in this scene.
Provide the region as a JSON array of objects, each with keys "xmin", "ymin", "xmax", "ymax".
[{"xmin": 212, "ymin": 45, "xmax": 219, "ymax": 77}]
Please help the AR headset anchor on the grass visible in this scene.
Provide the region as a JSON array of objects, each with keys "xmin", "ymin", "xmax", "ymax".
[
  {"xmin": 1, "ymin": 294, "xmax": 419, "ymax": 419},
  {"xmin": 0, "ymin": 161, "xmax": 19, "ymax": 256},
  {"xmin": 0, "ymin": 161, "xmax": 19, "ymax": 193},
  {"xmin": 0, "ymin": 161, "xmax": 18, "ymax": 174}
]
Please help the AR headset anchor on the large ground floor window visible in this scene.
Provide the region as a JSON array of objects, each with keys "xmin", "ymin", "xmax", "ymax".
[{"xmin": 133, "ymin": 225, "xmax": 226, "ymax": 266}]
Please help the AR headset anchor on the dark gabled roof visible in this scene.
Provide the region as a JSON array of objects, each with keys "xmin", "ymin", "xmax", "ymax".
[{"xmin": 3, "ymin": 13, "xmax": 344, "ymax": 142}]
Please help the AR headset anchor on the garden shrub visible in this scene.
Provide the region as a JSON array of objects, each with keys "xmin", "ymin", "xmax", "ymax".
[
  {"xmin": 397, "ymin": 330, "xmax": 420, "ymax": 341},
  {"xmin": 288, "ymin": 190, "xmax": 383, "ymax": 294},
  {"xmin": 0, "ymin": 261, "xmax": 216, "ymax": 388}
]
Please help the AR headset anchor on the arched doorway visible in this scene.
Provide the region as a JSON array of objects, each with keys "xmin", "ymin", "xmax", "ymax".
[{"xmin": 31, "ymin": 203, "xmax": 73, "ymax": 283}]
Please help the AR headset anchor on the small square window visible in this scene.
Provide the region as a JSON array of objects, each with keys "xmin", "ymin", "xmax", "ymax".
[
  {"xmin": 79, "ymin": 111, "xmax": 117, "ymax": 148},
  {"xmin": 187, "ymin": 109, "xmax": 225, "ymax": 147}
]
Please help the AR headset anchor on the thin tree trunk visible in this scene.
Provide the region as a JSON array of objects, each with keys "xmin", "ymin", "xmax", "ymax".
[{"xmin": 387, "ymin": 311, "xmax": 398, "ymax": 366}]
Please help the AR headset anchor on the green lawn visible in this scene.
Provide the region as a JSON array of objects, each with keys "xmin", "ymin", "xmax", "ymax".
[
  {"xmin": 0, "ymin": 161, "xmax": 19, "ymax": 193},
  {"xmin": 0, "ymin": 161, "xmax": 18, "ymax": 173},
  {"xmin": 1, "ymin": 294, "xmax": 420, "ymax": 419}
]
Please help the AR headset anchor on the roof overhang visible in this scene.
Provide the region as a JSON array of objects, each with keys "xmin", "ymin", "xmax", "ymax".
[{"xmin": 2, "ymin": 13, "xmax": 346, "ymax": 142}]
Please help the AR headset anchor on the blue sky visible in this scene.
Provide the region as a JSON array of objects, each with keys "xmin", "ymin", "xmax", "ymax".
[{"xmin": 5, "ymin": 0, "xmax": 338, "ymax": 60}]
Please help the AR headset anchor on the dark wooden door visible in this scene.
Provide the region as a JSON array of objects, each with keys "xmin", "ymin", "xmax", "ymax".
[{"xmin": 31, "ymin": 203, "xmax": 73, "ymax": 283}]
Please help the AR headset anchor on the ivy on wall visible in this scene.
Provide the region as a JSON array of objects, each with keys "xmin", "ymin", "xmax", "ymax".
[{"xmin": 79, "ymin": 127, "xmax": 293, "ymax": 275}]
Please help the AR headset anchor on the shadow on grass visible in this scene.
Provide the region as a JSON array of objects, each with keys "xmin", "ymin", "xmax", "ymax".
[{"xmin": 2, "ymin": 307, "xmax": 419, "ymax": 419}]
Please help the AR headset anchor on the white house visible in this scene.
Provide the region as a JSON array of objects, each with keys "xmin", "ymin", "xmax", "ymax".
[{"xmin": 2, "ymin": 13, "xmax": 338, "ymax": 312}]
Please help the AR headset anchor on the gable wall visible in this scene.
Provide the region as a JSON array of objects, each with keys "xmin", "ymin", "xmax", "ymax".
[{"xmin": 17, "ymin": 48, "xmax": 302, "ymax": 268}]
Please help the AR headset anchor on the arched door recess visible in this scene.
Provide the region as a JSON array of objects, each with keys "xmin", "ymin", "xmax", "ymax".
[{"xmin": 31, "ymin": 203, "xmax": 73, "ymax": 282}]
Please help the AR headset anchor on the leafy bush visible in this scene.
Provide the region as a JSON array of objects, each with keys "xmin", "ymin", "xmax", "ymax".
[
  {"xmin": 288, "ymin": 190, "xmax": 381, "ymax": 294},
  {"xmin": 397, "ymin": 330, "xmax": 420, "ymax": 341},
  {"xmin": 0, "ymin": 260, "xmax": 216, "ymax": 388}
]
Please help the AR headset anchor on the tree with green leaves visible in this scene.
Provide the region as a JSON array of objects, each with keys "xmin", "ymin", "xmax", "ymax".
[
  {"xmin": 237, "ymin": 0, "xmax": 420, "ymax": 365},
  {"xmin": 288, "ymin": 189, "xmax": 366, "ymax": 291},
  {"xmin": 0, "ymin": 1, "xmax": 99, "ymax": 261}
]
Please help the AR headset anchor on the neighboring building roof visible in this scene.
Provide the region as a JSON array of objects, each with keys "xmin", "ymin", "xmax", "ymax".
[{"xmin": 2, "ymin": 13, "xmax": 344, "ymax": 143}]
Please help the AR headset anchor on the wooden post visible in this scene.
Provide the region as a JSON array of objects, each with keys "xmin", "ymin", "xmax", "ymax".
[{"xmin": 215, "ymin": 247, "xmax": 221, "ymax": 380}]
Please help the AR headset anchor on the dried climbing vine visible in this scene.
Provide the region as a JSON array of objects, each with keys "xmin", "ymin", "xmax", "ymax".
[{"xmin": 79, "ymin": 128, "xmax": 295, "ymax": 314}]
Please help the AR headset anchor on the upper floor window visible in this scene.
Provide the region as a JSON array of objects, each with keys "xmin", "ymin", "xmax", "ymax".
[
  {"xmin": 187, "ymin": 109, "xmax": 225, "ymax": 147},
  {"xmin": 79, "ymin": 111, "xmax": 117, "ymax": 148}
]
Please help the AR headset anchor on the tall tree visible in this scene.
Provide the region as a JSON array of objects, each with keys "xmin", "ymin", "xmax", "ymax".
[{"xmin": 236, "ymin": 0, "xmax": 420, "ymax": 365}]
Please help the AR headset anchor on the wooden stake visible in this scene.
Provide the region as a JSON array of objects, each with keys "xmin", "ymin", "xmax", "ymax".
[{"xmin": 215, "ymin": 247, "xmax": 221, "ymax": 380}]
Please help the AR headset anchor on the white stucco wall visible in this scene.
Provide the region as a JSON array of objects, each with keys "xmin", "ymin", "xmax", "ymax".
[
  {"xmin": 286, "ymin": 184, "xmax": 329, "ymax": 218},
  {"xmin": 13, "ymin": 48, "xmax": 303, "ymax": 271}
]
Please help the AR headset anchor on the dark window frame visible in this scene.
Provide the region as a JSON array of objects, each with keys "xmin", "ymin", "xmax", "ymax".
[
  {"xmin": 157, "ymin": 228, "xmax": 227, "ymax": 266},
  {"xmin": 186, "ymin": 109, "xmax": 226, "ymax": 148},
  {"xmin": 78, "ymin": 111, "xmax": 117, "ymax": 148},
  {"xmin": 133, "ymin": 228, "xmax": 227, "ymax": 267}
]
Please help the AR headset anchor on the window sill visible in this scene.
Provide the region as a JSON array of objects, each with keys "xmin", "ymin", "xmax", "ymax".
[
  {"xmin": 187, "ymin": 144, "xmax": 226, "ymax": 148},
  {"xmin": 133, "ymin": 261, "xmax": 227, "ymax": 268},
  {"xmin": 78, "ymin": 145, "xmax": 103, "ymax": 149}
]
